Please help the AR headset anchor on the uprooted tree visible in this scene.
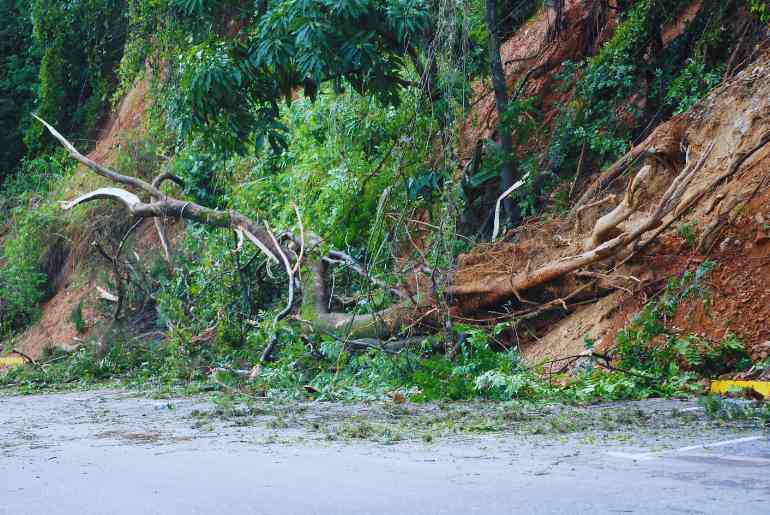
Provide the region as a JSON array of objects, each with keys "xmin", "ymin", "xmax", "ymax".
[{"xmin": 35, "ymin": 109, "xmax": 769, "ymax": 361}]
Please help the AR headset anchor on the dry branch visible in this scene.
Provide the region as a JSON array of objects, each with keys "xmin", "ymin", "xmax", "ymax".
[
  {"xmin": 151, "ymin": 172, "xmax": 184, "ymax": 266},
  {"xmin": 36, "ymin": 115, "xmax": 283, "ymax": 263}
]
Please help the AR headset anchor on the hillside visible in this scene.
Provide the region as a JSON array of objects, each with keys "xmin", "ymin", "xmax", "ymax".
[{"xmin": 1, "ymin": 0, "xmax": 770, "ymax": 401}]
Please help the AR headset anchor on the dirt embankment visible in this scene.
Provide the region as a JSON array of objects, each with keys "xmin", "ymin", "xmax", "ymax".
[
  {"xmin": 12, "ymin": 76, "xmax": 154, "ymax": 360},
  {"xmin": 516, "ymin": 52, "xmax": 770, "ymax": 364}
]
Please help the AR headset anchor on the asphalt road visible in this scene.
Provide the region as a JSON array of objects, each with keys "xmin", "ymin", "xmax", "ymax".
[{"xmin": 1, "ymin": 390, "xmax": 768, "ymax": 514}]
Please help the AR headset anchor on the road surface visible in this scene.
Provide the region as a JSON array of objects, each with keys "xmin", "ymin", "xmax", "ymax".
[{"xmin": 1, "ymin": 390, "xmax": 768, "ymax": 514}]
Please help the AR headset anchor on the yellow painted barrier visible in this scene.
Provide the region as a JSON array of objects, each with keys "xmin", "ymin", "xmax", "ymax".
[
  {"xmin": 710, "ymin": 380, "xmax": 770, "ymax": 398},
  {"xmin": 0, "ymin": 356, "xmax": 26, "ymax": 368}
]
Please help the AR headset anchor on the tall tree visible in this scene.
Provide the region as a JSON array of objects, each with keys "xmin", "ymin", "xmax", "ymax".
[
  {"xmin": 485, "ymin": 0, "xmax": 517, "ymax": 220},
  {"xmin": 25, "ymin": 0, "xmax": 128, "ymax": 154},
  {"xmin": 0, "ymin": 0, "xmax": 37, "ymax": 183},
  {"xmin": 149, "ymin": 0, "xmax": 433, "ymax": 152}
]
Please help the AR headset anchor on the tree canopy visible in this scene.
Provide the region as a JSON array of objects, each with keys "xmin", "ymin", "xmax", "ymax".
[{"xmin": 139, "ymin": 0, "xmax": 434, "ymax": 151}]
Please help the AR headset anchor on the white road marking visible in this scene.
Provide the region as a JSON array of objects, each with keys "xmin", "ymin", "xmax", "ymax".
[
  {"xmin": 679, "ymin": 453, "xmax": 770, "ymax": 465},
  {"xmin": 608, "ymin": 435, "xmax": 765, "ymax": 461},
  {"xmin": 674, "ymin": 435, "xmax": 763, "ymax": 453}
]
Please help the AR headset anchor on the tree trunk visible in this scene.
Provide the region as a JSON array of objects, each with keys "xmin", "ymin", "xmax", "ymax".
[
  {"xmin": 485, "ymin": 0, "xmax": 518, "ymax": 223},
  {"xmin": 300, "ymin": 260, "xmax": 421, "ymax": 340}
]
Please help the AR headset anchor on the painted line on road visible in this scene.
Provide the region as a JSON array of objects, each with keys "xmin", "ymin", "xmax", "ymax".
[
  {"xmin": 678, "ymin": 453, "xmax": 770, "ymax": 465},
  {"xmin": 608, "ymin": 435, "xmax": 765, "ymax": 462},
  {"xmin": 674, "ymin": 435, "xmax": 763, "ymax": 453}
]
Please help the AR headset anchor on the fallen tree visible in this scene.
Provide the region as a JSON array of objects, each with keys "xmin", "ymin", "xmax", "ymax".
[
  {"xmin": 35, "ymin": 109, "xmax": 752, "ymax": 359},
  {"xmin": 34, "ymin": 116, "xmax": 422, "ymax": 359},
  {"xmin": 447, "ymin": 142, "xmax": 714, "ymax": 314}
]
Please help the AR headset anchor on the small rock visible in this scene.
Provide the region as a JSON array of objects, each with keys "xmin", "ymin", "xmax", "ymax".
[
  {"xmin": 756, "ymin": 213, "xmax": 766, "ymax": 225},
  {"xmin": 719, "ymin": 238, "xmax": 732, "ymax": 252}
]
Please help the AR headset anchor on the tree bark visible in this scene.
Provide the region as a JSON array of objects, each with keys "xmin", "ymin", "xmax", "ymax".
[
  {"xmin": 485, "ymin": 0, "xmax": 518, "ymax": 222},
  {"xmin": 448, "ymin": 142, "xmax": 714, "ymax": 314},
  {"xmin": 299, "ymin": 261, "xmax": 420, "ymax": 340}
]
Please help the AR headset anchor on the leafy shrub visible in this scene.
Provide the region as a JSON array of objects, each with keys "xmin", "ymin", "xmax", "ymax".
[
  {"xmin": 673, "ymin": 333, "xmax": 752, "ymax": 377},
  {"xmin": 25, "ymin": 0, "xmax": 128, "ymax": 154},
  {"xmin": 615, "ymin": 261, "xmax": 715, "ymax": 375},
  {"xmin": 665, "ymin": 58, "xmax": 723, "ymax": 115},
  {"xmin": 69, "ymin": 301, "xmax": 87, "ymax": 334},
  {"xmin": 171, "ymin": 149, "xmax": 227, "ymax": 208},
  {"xmin": 0, "ymin": 155, "xmax": 69, "ymax": 336},
  {"xmin": 749, "ymin": 0, "xmax": 770, "ymax": 24}
]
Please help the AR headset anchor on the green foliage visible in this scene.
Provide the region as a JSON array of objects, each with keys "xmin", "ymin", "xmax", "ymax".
[
  {"xmin": 573, "ymin": 261, "xmax": 747, "ymax": 395},
  {"xmin": 676, "ymin": 221, "xmax": 698, "ymax": 247},
  {"xmin": 0, "ymin": 329, "xmax": 189, "ymax": 390},
  {"xmin": 407, "ymin": 326, "xmax": 532, "ymax": 401},
  {"xmin": 469, "ymin": 97, "xmax": 543, "ymax": 216},
  {"xmin": 0, "ymin": 155, "xmax": 70, "ymax": 336},
  {"xmin": 229, "ymin": 90, "xmax": 435, "ymax": 248},
  {"xmin": 126, "ymin": 0, "xmax": 435, "ymax": 152},
  {"xmin": 664, "ymin": 58, "xmax": 723, "ymax": 115},
  {"xmin": 69, "ymin": 301, "xmax": 87, "ymax": 334},
  {"xmin": 674, "ymin": 333, "xmax": 752, "ymax": 377},
  {"xmin": 25, "ymin": 0, "xmax": 128, "ymax": 154},
  {"xmin": 545, "ymin": 262, "xmax": 728, "ymax": 402},
  {"xmin": 171, "ymin": 149, "xmax": 228, "ymax": 208},
  {"xmin": 614, "ymin": 261, "xmax": 715, "ymax": 374},
  {"xmin": 0, "ymin": 0, "xmax": 38, "ymax": 183},
  {"xmin": 69, "ymin": 73, "xmax": 438, "ymax": 388},
  {"xmin": 2, "ymin": 262, "xmax": 741, "ymax": 404},
  {"xmin": 547, "ymin": 0, "xmax": 735, "ymax": 190},
  {"xmin": 171, "ymin": 0, "xmax": 218, "ymax": 16},
  {"xmin": 749, "ymin": 0, "xmax": 770, "ymax": 24},
  {"xmin": 551, "ymin": 0, "xmax": 665, "ymax": 167},
  {"xmin": 154, "ymin": 224, "xmax": 269, "ymax": 344}
]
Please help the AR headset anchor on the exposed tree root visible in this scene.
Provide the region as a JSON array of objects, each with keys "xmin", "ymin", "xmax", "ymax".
[
  {"xmin": 585, "ymin": 165, "xmax": 655, "ymax": 250},
  {"xmin": 448, "ymin": 142, "xmax": 714, "ymax": 314},
  {"xmin": 571, "ymin": 115, "xmax": 688, "ymax": 214},
  {"xmin": 36, "ymin": 114, "xmax": 723, "ymax": 356}
]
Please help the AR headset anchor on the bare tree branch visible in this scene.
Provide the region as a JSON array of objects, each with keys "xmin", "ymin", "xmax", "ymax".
[
  {"xmin": 260, "ymin": 225, "xmax": 296, "ymax": 362},
  {"xmin": 34, "ymin": 114, "xmax": 164, "ymax": 198},
  {"xmin": 151, "ymin": 172, "xmax": 185, "ymax": 266},
  {"xmin": 324, "ymin": 250, "xmax": 409, "ymax": 300}
]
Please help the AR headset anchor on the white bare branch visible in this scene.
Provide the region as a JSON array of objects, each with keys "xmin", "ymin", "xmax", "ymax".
[{"xmin": 60, "ymin": 188, "xmax": 142, "ymax": 211}]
